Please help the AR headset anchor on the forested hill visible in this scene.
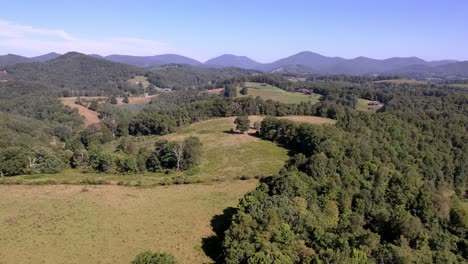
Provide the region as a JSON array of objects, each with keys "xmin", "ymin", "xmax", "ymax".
[
  {"xmin": 0, "ymin": 54, "xmax": 33, "ymax": 68},
  {"xmin": 220, "ymin": 84, "xmax": 468, "ymax": 263},
  {"xmin": 4, "ymin": 52, "xmax": 143, "ymax": 96},
  {"xmin": 146, "ymin": 64, "xmax": 260, "ymax": 89}
]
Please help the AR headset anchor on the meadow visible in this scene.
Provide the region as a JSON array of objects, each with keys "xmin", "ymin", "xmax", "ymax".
[
  {"xmin": 238, "ymin": 82, "xmax": 321, "ymax": 104},
  {"xmin": 0, "ymin": 115, "xmax": 334, "ymax": 263},
  {"xmin": 356, "ymin": 98, "xmax": 384, "ymax": 112},
  {"xmin": 0, "ymin": 181, "xmax": 257, "ymax": 264},
  {"xmin": 4, "ymin": 116, "xmax": 294, "ymax": 185}
]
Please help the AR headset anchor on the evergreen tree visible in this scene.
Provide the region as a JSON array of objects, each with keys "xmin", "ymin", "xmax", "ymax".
[
  {"xmin": 123, "ymin": 94, "xmax": 129, "ymax": 104},
  {"xmin": 109, "ymin": 95, "xmax": 118, "ymax": 105},
  {"xmin": 89, "ymin": 100, "xmax": 99, "ymax": 111}
]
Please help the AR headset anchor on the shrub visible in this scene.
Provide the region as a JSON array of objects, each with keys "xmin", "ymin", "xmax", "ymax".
[{"xmin": 131, "ymin": 251, "xmax": 176, "ymax": 264}]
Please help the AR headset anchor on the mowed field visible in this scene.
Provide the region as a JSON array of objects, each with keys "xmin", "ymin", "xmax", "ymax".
[
  {"xmin": 356, "ymin": 98, "xmax": 384, "ymax": 112},
  {"xmin": 238, "ymin": 82, "xmax": 321, "ymax": 104},
  {"xmin": 0, "ymin": 181, "xmax": 257, "ymax": 264},
  {"xmin": 203, "ymin": 82, "xmax": 321, "ymax": 103}
]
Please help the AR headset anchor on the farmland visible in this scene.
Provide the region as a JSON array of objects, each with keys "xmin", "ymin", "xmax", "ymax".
[
  {"xmin": 0, "ymin": 181, "xmax": 257, "ymax": 264},
  {"xmin": 238, "ymin": 82, "xmax": 321, "ymax": 104}
]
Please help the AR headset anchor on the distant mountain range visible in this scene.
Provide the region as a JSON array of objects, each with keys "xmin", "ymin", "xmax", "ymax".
[{"xmin": 1, "ymin": 51, "xmax": 467, "ymax": 77}]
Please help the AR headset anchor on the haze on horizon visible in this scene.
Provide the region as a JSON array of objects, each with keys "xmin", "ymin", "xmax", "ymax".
[{"xmin": 1, "ymin": 0, "xmax": 467, "ymax": 62}]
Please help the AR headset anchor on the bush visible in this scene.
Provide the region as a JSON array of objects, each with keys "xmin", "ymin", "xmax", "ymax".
[{"xmin": 131, "ymin": 251, "xmax": 176, "ymax": 264}]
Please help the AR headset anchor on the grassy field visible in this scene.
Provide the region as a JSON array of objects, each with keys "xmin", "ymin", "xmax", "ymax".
[
  {"xmin": 0, "ymin": 181, "xmax": 257, "ymax": 264},
  {"xmin": 356, "ymin": 98, "xmax": 384, "ymax": 112},
  {"xmin": 128, "ymin": 75, "xmax": 150, "ymax": 89},
  {"xmin": 6, "ymin": 117, "xmax": 289, "ymax": 185},
  {"xmin": 239, "ymin": 82, "xmax": 321, "ymax": 104},
  {"xmin": 0, "ymin": 115, "xmax": 335, "ymax": 263},
  {"xmin": 4, "ymin": 115, "xmax": 334, "ymax": 186}
]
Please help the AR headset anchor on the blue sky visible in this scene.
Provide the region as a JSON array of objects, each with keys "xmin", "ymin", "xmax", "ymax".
[{"xmin": 1, "ymin": 0, "xmax": 467, "ymax": 62}]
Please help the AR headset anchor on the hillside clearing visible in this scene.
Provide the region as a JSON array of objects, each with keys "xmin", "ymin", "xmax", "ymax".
[
  {"xmin": 8, "ymin": 116, "xmax": 291, "ymax": 185},
  {"xmin": 206, "ymin": 88, "xmax": 223, "ymax": 95},
  {"xmin": 60, "ymin": 97, "xmax": 100, "ymax": 126},
  {"xmin": 356, "ymin": 98, "xmax": 384, "ymax": 112},
  {"xmin": 60, "ymin": 95, "xmax": 158, "ymax": 125},
  {"xmin": 239, "ymin": 82, "xmax": 321, "ymax": 104},
  {"xmin": 0, "ymin": 181, "xmax": 257, "ymax": 264},
  {"xmin": 6, "ymin": 115, "xmax": 333, "ymax": 186},
  {"xmin": 247, "ymin": 115, "xmax": 336, "ymax": 126},
  {"xmin": 128, "ymin": 75, "xmax": 150, "ymax": 88}
]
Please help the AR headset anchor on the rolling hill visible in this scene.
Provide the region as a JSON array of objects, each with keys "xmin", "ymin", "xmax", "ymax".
[
  {"xmin": 0, "ymin": 54, "xmax": 33, "ymax": 68},
  {"xmin": 147, "ymin": 64, "xmax": 259, "ymax": 89},
  {"xmin": 31, "ymin": 52, "xmax": 62, "ymax": 62},
  {"xmin": 2, "ymin": 50, "xmax": 467, "ymax": 77},
  {"xmin": 260, "ymin": 51, "xmax": 345, "ymax": 72},
  {"xmin": 4, "ymin": 52, "xmax": 143, "ymax": 95},
  {"xmin": 204, "ymin": 54, "xmax": 262, "ymax": 69},
  {"xmin": 105, "ymin": 54, "xmax": 202, "ymax": 68}
]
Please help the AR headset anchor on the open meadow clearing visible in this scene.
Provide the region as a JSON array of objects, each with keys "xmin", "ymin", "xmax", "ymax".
[
  {"xmin": 0, "ymin": 181, "xmax": 257, "ymax": 264},
  {"xmin": 238, "ymin": 82, "xmax": 321, "ymax": 104},
  {"xmin": 60, "ymin": 97, "xmax": 101, "ymax": 126},
  {"xmin": 356, "ymin": 98, "xmax": 384, "ymax": 112},
  {"xmin": 5, "ymin": 116, "xmax": 296, "ymax": 185},
  {"xmin": 127, "ymin": 75, "xmax": 150, "ymax": 88},
  {"xmin": 60, "ymin": 95, "xmax": 157, "ymax": 125}
]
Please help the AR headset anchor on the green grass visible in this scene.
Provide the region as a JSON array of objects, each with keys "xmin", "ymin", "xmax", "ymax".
[
  {"xmin": 128, "ymin": 75, "xmax": 150, "ymax": 88},
  {"xmin": 0, "ymin": 181, "xmax": 257, "ymax": 263},
  {"xmin": 7, "ymin": 117, "xmax": 289, "ymax": 185},
  {"xmin": 356, "ymin": 98, "xmax": 384, "ymax": 112},
  {"xmin": 239, "ymin": 82, "xmax": 321, "ymax": 104}
]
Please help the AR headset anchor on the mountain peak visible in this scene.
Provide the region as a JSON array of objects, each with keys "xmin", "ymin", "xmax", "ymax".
[{"xmin": 31, "ymin": 52, "xmax": 62, "ymax": 62}]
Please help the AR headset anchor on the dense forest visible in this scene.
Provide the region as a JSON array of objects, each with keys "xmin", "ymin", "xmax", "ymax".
[
  {"xmin": 4, "ymin": 52, "xmax": 143, "ymax": 96},
  {"xmin": 146, "ymin": 64, "xmax": 259, "ymax": 90},
  {"xmin": 219, "ymin": 85, "xmax": 468, "ymax": 263}
]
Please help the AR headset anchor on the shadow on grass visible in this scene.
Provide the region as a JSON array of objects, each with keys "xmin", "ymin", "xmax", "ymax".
[
  {"xmin": 222, "ymin": 129, "xmax": 244, "ymax": 135},
  {"xmin": 202, "ymin": 207, "xmax": 238, "ymax": 263}
]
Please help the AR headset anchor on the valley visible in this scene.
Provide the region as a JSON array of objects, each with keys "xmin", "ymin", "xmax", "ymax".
[{"xmin": 0, "ymin": 35, "xmax": 467, "ymax": 264}]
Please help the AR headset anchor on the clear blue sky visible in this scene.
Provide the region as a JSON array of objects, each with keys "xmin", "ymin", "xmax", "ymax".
[{"xmin": 1, "ymin": 0, "xmax": 467, "ymax": 62}]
